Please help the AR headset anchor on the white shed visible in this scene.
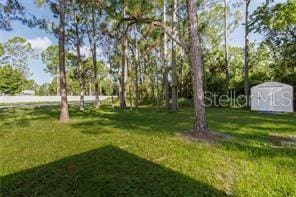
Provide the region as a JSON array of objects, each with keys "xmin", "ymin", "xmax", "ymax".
[{"xmin": 251, "ymin": 82, "xmax": 294, "ymax": 112}]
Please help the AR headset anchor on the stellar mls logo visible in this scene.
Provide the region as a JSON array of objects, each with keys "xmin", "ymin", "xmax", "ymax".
[
  {"xmin": 204, "ymin": 90, "xmax": 246, "ymax": 107},
  {"xmin": 204, "ymin": 90, "xmax": 292, "ymax": 107},
  {"xmin": 255, "ymin": 90, "xmax": 292, "ymax": 107}
]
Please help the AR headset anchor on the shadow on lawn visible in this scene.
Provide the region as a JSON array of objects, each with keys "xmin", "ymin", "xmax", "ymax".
[
  {"xmin": 0, "ymin": 105, "xmax": 61, "ymax": 127},
  {"xmin": 2, "ymin": 105, "xmax": 295, "ymax": 161},
  {"xmin": 70, "ymin": 106, "xmax": 193, "ymax": 136},
  {"xmin": 220, "ymin": 139, "xmax": 296, "ymax": 160},
  {"xmin": 0, "ymin": 146, "xmax": 225, "ymax": 196},
  {"xmin": 207, "ymin": 108, "xmax": 296, "ymax": 135}
]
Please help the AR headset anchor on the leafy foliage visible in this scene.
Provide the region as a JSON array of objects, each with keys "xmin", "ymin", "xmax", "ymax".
[
  {"xmin": 251, "ymin": 0, "xmax": 296, "ymax": 85},
  {"xmin": 41, "ymin": 45, "xmax": 59, "ymax": 76},
  {"xmin": 0, "ymin": 65, "xmax": 22, "ymax": 95}
]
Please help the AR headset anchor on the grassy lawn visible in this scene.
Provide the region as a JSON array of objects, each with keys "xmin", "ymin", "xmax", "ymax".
[{"xmin": 0, "ymin": 104, "xmax": 295, "ymax": 196}]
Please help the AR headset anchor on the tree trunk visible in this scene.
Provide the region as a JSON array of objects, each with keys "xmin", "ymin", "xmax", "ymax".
[
  {"xmin": 244, "ymin": 0, "xmax": 250, "ymax": 108},
  {"xmin": 91, "ymin": 9, "xmax": 100, "ymax": 109},
  {"xmin": 180, "ymin": 19, "xmax": 186, "ymax": 98},
  {"xmin": 224, "ymin": 0, "xmax": 229, "ymax": 94},
  {"xmin": 89, "ymin": 82, "xmax": 91, "ymax": 95},
  {"xmin": 109, "ymin": 61, "xmax": 115, "ymax": 110},
  {"xmin": 129, "ymin": 84, "xmax": 133, "ymax": 110},
  {"xmin": 127, "ymin": 55, "xmax": 133, "ymax": 110},
  {"xmin": 120, "ymin": 7, "xmax": 127, "ymax": 109},
  {"xmin": 56, "ymin": 65, "xmax": 59, "ymax": 96},
  {"xmin": 155, "ymin": 50, "xmax": 160, "ymax": 111},
  {"xmin": 149, "ymin": 54, "xmax": 155, "ymax": 98},
  {"xmin": 139, "ymin": 55, "xmax": 143, "ymax": 86},
  {"xmin": 180, "ymin": 50, "xmax": 184, "ymax": 98},
  {"xmin": 187, "ymin": 0, "xmax": 207, "ymax": 132},
  {"xmin": 21, "ymin": 73, "xmax": 24, "ymax": 93},
  {"xmin": 171, "ymin": 0, "xmax": 179, "ymax": 111},
  {"xmin": 163, "ymin": 0, "xmax": 170, "ymax": 111},
  {"xmin": 120, "ymin": 54, "xmax": 127, "ymax": 108},
  {"xmin": 120, "ymin": 37, "xmax": 128, "ymax": 108},
  {"xmin": 74, "ymin": 18, "xmax": 84, "ymax": 111},
  {"xmin": 134, "ymin": 26, "xmax": 139, "ymax": 109},
  {"xmin": 134, "ymin": 63, "xmax": 139, "ymax": 109},
  {"xmin": 58, "ymin": 0, "xmax": 69, "ymax": 122},
  {"xmin": 92, "ymin": 43, "xmax": 100, "ymax": 108}
]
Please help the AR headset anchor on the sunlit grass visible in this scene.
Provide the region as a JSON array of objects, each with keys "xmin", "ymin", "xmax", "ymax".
[{"xmin": 0, "ymin": 104, "xmax": 295, "ymax": 196}]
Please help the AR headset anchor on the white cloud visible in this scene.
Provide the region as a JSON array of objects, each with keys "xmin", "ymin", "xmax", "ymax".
[{"xmin": 28, "ymin": 37, "xmax": 52, "ymax": 51}]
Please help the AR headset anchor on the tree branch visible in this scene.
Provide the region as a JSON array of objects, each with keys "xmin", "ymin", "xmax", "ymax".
[{"xmin": 122, "ymin": 17, "xmax": 189, "ymax": 52}]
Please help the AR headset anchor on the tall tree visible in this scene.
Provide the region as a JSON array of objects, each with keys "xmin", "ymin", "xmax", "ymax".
[
  {"xmin": 188, "ymin": 0, "xmax": 208, "ymax": 132},
  {"xmin": 83, "ymin": 0, "xmax": 102, "ymax": 109},
  {"xmin": 134, "ymin": 25, "xmax": 140, "ymax": 109},
  {"xmin": 58, "ymin": 0, "xmax": 70, "ymax": 122},
  {"xmin": 120, "ymin": 4, "xmax": 127, "ymax": 108},
  {"xmin": 91, "ymin": 5, "xmax": 100, "ymax": 109},
  {"xmin": 171, "ymin": 0, "xmax": 179, "ymax": 111},
  {"xmin": 251, "ymin": 0, "xmax": 296, "ymax": 86},
  {"xmin": 155, "ymin": 49, "xmax": 161, "ymax": 111},
  {"xmin": 1, "ymin": 37, "xmax": 34, "ymax": 92},
  {"xmin": 244, "ymin": 0, "xmax": 251, "ymax": 108},
  {"xmin": 118, "ymin": 0, "xmax": 209, "ymax": 130},
  {"xmin": 70, "ymin": 4, "xmax": 85, "ymax": 111},
  {"xmin": 41, "ymin": 45, "xmax": 59, "ymax": 96},
  {"xmin": 162, "ymin": 0, "xmax": 170, "ymax": 111},
  {"xmin": 0, "ymin": 65, "xmax": 22, "ymax": 95},
  {"xmin": 224, "ymin": 0, "xmax": 230, "ymax": 94}
]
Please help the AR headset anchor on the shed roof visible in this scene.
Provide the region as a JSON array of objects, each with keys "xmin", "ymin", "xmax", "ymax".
[{"xmin": 252, "ymin": 82, "xmax": 293, "ymax": 89}]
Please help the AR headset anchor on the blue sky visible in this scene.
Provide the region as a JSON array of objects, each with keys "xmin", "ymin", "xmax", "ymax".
[{"xmin": 0, "ymin": 0, "xmax": 283, "ymax": 85}]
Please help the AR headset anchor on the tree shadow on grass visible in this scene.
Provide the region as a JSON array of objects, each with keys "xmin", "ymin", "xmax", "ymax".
[
  {"xmin": 0, "ymin": 105, "xmax": 61, "ymax": 128},
  {"xmin": 2, "ymin": 105, "xmax": 294, "ymax": 161},
  {"xmin": 219, "ymin": 139, "xmax": 296, "ymax": 160},
  {"xmin": 0, "ymin": 145, "xmax": 225, "ymax": 196},
  {"xmin": 71, "ymin": 106, "xmax": 193, "ymax": 136},
  {"xmin": 0, "ymin": 104, "xmax": 94, "ymax": 128},
  {"xmin": 207, "ymin": 110, "xmax": 296, "ymax": 135}
]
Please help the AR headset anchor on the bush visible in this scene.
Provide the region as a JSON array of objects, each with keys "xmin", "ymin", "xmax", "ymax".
[{"xmin": 177, "ymin": 98, "xmax": 193, "ymax": 107}]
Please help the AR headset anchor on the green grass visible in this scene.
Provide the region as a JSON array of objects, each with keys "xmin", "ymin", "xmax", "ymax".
[{"xmin": 0, "ymin": 104, "xmax": 295, "ymax": 196}]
